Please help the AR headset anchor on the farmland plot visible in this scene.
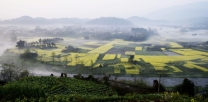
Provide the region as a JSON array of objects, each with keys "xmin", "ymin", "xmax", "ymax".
[
  {"xmin": 135, "ymin": 47, "xmax": 143, "ymax": 50},
  {"xmin": 4, "ymin": 37, "xmax": 208, "ymax": 76},
  {"xmin": 122, "ymin": 63, "xmax": 140, "ymax": 74},
  {"xmin": 102, "ymin": 54, "xmax": 116, "ymax": 60}
]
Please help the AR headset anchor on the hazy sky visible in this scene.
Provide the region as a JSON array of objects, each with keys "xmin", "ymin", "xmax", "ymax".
[{"xmin": 0, "ymin": 0, "xmax": 208, "ymax": 20}]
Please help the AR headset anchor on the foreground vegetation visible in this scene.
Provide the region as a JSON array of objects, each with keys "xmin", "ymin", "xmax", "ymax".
[{"xmin": 0, "ymin": 76, "xmax": 208, "ymax": 102}]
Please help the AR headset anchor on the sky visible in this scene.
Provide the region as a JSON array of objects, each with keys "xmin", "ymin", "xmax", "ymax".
[{"xmin": 0, "ymin": 0, "xmax": 208, "ymax": 20}]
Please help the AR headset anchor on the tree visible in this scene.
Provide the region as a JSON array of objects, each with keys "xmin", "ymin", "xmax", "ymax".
[
  {"xmin": 128, "ymin": 55, "xmax": 134, "ymax": 63},
  {"xmin": 19, "ymin": 70, "xmax": 30, "ymax": 78},
  {"xmin": 203, "ymin": 85, "xmax": 208, "ymax": 97},
  {"xmin": 39, "ymin": 38, "xmax": 42, "ymax": 45},
  {"xmin": 16, "ymin": 40, "xmax": 25, "ymax": 49},
  {"xmin": 47, "ymin": 43, "xmax": 51, "ymax": 48},
  {"xmin": 90, "ymin": 60, "xmax": 94, "ymax": 74},
  {"xmin": 75, "ymin": 54, "xmax": 78, "ymax": 68},
  {"xmin": 206, "ymin": 41, "xmax": 208, "ymax": 44},
  {"xmin": 51, "ymin": 52, "xmax": 56, "ymax": 65},
  {"xmin": 133, "ymin": 60, "xmax": 138, "ymax": 65},
  {"xmin": 131, "ymin": 28, "xmax": 148, "ymax": 34},
  {"xmin": 152, "ymin": 80, "xmax": 165, "ymax": 93},
  {"xmin": 51, "ymin": 42, "xmax": 56, "ymax": 47},
  {"xmin": 181, "ymin": 78, "xmax": 195, "ymax": 96},
  {"xmin": 36, "ymin": 41, "xmax": 38, "ymax": 45},
  {"xmin": 103, "ymin": 74, "xmax": 111, "ymax": 86},
  {"xmin": 99, "ymin": 64, "xmax": 103, "ymax": 74},
  {"xmin": 64, "ymin": 56, "xmax": 68, "ymax": 66},
  {"xmin": 58, "ymin": 54, "xmax": 61, "ymax": 65},
  {"xmin": 174, "ymin": 78, "xmax": 195, "ymax": 96},
  {"xmin": 20, "ymin": 49, "xmax": 38, "ymax": 59},
  {"xmin": 0, "ymin": 63, "xmax": 21, "ymax": 82},
  {"xmin": 90, "ymin": 60, "xmax": 93, "ymax": 68}
]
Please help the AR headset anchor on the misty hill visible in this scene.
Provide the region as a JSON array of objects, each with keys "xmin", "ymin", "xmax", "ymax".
[
  {"xmin": 145, "ymin": 2, "xmax": 208, "ymax": 20},
  {"xmin": 127, "ymin": 16, "xmax": 168, "ymax": 25},
  {"xmin": 0, "ymin": 16, "xmax": 90, "ymax": 25},
  {"xmin": 187, "ymin": 17, "xmax": 208, "ymax": 29},
  {"xmin": 86, "ymin": 17, "xmax": 133, "ymax": 26}
]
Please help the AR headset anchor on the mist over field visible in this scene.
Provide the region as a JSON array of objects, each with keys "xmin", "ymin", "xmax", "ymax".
[{"xmin": 0, "ymin": 0, "xmax": 208, "ymax": 102}]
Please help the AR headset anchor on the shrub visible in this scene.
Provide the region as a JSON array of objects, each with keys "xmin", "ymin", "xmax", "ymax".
[{"xmin": 174, "ymin": 78, "xmax": 195, "ymax": 96}]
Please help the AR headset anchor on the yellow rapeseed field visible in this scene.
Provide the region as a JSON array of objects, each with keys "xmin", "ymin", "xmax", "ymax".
[
  {"xmin": 121, "ymin": 63, "xmax": 140, "ymax": 74},
  {"xmin": 125, "ymin": 51, "xmax": 135, "ymax": 55},
  {"xmin": 67, "ymin": 53, "xmax": 99, "ymax": 66},
  {"xmin": 102, "ymin": 54, "xmax": 116, "ymax": 60},
  {"xmin": 117, "ymin": 54, "xmax": 121, "ymax": 58},
  {"xmin": 135, "ymin": 47, "xmax": 143, "ymax": 50},
  {"xmin": 120, "ymin": 58, "xmax": 129, "ymax": 62},
  {"xmin": 161, "ymin": 48, "xmax": 165, "ymax": 51},
  {"xmin": 170, "ymin": 42, "xmax": 183, "ymax": 48},
  {"xmin": 87, "ymin": 41, "xmax": 116, "ymax": 54},
  {"xmin": 184, "ymin": 63, "xmax": 208, "ymax": 72}
]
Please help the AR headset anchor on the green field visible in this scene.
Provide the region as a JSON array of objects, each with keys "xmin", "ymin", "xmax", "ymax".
[
  {"xmin": 5, "ymin": 37, "xmax": 208, "ymax": 77},
  {"xmin": 2, "ymin": 76, "xmax": 207, "ymax": 102}
]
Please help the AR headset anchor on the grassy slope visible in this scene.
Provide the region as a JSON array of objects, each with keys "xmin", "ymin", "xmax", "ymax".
[
  {"xmin": 0, "ymin": 76, "xmax": 116, "ymax": 101},
  {"xmin": 0, "ymin": 76, "xmax": 208, "ymax": 102}
]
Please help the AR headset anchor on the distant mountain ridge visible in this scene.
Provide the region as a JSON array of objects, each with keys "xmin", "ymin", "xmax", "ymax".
[
  {"xmin": 0, "ymin": 16, "xmax": 170, "ymax": 26},
  {"xmin": 2, "ymin": 15, "xmax": 207, "ymax": 27},
  {"xmin": 187, "ymin": 17, "xmax": 208, "ymax": 28},
  {"xmin": 0, "ymin": 16, "xmax": 134, "ymax": 26},
  {"xmin": 86, "ymin": 17, "xmax": 133, "ymax": 26},
  {"xmin": 0, "ymin": 16, "xmax": 90, "ymax": 25},
  {"xmin": 145, "ymin": 2, "xmax": 208, "ymax": 20}
]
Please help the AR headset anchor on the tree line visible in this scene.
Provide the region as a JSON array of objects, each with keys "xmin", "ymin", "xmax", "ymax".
[
  {"xmin": 16, "ymin": 38, "xmax": 64, "ymax": 49},
  {"xmin": 89, "ymin": 27, "xmax": 157, "ymax": 41}
]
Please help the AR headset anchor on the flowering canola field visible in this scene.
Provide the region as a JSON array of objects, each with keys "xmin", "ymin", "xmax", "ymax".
[{"xmin": 7, "ymin": 38, "xmax": 208, "ymax": 75}]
